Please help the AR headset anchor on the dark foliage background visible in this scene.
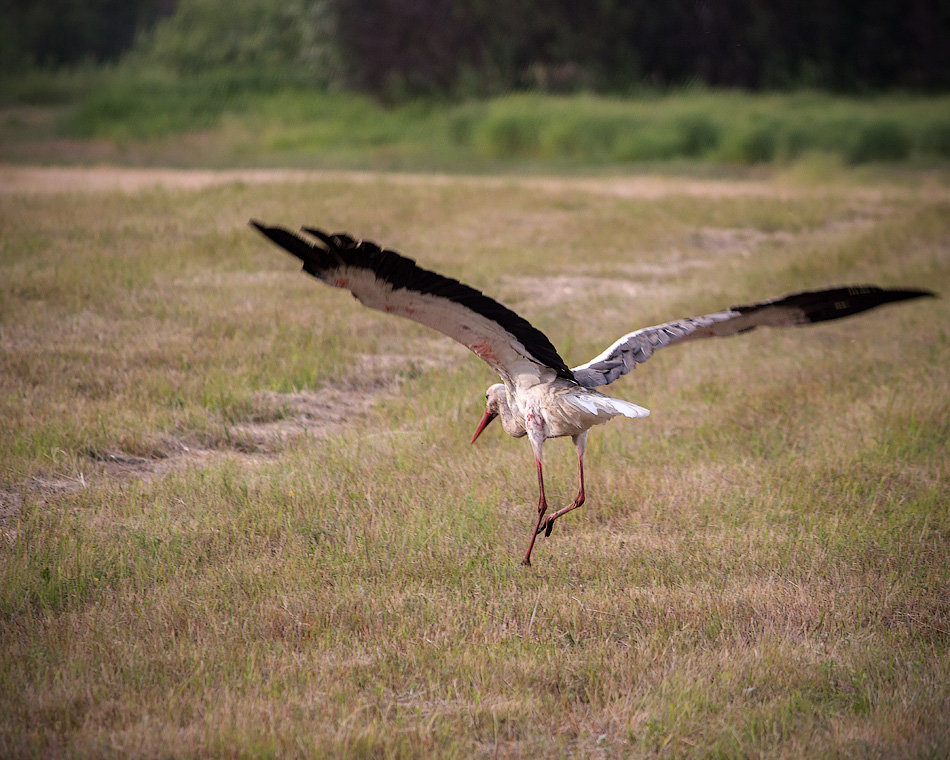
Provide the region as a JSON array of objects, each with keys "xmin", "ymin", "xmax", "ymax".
[
  {"xmin": 1, "ymin": 0, "xmax": 174, "ymax": 68},
  {"xmin": 4, "ymin": 0, "xmax": 947, "ymax": 97}
]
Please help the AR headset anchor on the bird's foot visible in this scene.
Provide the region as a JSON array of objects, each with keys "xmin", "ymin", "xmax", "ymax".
[{"xmin": 537, "ymin": 515, "xmax": 556, "ymax": 537}]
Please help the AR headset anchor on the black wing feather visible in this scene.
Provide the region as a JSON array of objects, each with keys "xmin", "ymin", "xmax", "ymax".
[
  {"xmin": 732, "ymin": 286, "xmax": 935, "ymax": 324},
  {"xmin": 252, "ymin": 221, "xmax": 574, "ymax": 380}
]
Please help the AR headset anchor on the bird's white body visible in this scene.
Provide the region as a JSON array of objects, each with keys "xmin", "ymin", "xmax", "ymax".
[
  {"xmin": 489, "ymin": 380, "xmax": 648, "ymax": 443},
  {"xmin": 251, "ymin": 221, "xmax": 932, "ymax": 565}
]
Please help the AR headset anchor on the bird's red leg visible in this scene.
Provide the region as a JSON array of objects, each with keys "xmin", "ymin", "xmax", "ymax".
[
  {"xmin": 521, "ymin": 458, "xmax": 548, "ymax": 566},
  {"xmin": 537, "ymin": 457, "xmax": 584, "ymax": 538}
]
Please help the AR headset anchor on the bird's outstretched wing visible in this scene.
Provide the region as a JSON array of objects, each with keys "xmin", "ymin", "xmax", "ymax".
[
  {"xmin": 251, "ymin": 222, "xmax": 573, "ymax": 387},
  {"xmin": 571, "ymin": 286, "xmax": 935, "ymax": 388}
]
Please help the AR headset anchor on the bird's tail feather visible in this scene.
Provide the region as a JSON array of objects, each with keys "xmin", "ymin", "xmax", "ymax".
[
  {"xmin": 609, "ymin": 398, "xmax": 650, "ymax": 419},
  {"xmin": 567, "ymin": 393, "xmax": 649, "ymax": 419}
]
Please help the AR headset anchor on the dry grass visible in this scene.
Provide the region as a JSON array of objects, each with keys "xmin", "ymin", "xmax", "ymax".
[{"xmin": 1, "ymin": 166, "xmax": 948, "ymax": 758}]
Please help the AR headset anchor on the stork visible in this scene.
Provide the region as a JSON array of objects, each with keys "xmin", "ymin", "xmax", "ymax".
[{"xmin": 250, "ymin": 221, "xmax": 934, "ymax": 565}]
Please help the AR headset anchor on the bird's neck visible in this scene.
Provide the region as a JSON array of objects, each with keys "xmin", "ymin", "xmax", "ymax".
[{"xmin": 499, "ymin": 390, "xmax": 527, "ymax": 438}]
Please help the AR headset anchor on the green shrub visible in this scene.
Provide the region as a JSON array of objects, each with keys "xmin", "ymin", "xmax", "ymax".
[
  {"xmin": 470, "ymin": 100, "xmax": 546, "ymax": 158},
  {"xmin": 0, "ymin": 66, "xmax": 106, "ymax": 106},
  {"xmin": 716, "ymin": 121, "xmax": 780, "ymax": 164},
  {"xmin": 781, "ymin": 127, "xmax": 812, "ymax": 159},
  {"xmin": 612, "ymin": 129, "xmax": 683, "ymax": 161},
  {"xmin": 677, "ymin": 115, "xmax": 720, "ymax": 157},
  {"xmin": 538, "ymin": 113, "xmax": 624, "ymax": 159},
  {"xmin": 848, "ymin": 120, "xmax": 911, "ymax": 163},
  {"xmin": 740, "ymin": 123, "xmax": 780, "ymax": 163},
  {"xmin": 920, "ymin": 121, "xmax": 950, "ymax": 157}
]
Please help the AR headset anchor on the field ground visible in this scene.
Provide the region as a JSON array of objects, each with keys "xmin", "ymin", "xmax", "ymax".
[{"xmin": 1, "ymin": 165, "xmax": 948, "ymax": 757}]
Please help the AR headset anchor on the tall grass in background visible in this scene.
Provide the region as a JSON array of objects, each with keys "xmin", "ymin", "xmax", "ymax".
[
  {"xmin": 3, "ymin": 63, "xmax": 948, "ymax": 169},
  {"xmin": 455, "ymin": 91, "xmax": 950, "ymax": 165}
]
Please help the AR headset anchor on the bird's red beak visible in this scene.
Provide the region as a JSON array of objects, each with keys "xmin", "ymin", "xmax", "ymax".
[{"xmin": 471, "ymin": 410, "xmax": 497, "ymax": 444}]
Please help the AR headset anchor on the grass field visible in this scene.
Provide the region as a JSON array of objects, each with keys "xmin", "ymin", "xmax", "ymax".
[{"xmin": 1, "ymin": 165, "xmax": 948, "ymax": 757}]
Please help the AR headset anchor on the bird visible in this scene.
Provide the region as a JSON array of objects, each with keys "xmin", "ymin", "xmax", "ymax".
[{"xmin": 250, "ymin": 221, "xmax": 934, "ymax": 565}]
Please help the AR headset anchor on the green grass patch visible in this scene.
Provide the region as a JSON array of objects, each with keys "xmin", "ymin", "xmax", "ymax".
[{"xmin": 3, "ymin": 69, "xmax": 949, "ymax": 169}]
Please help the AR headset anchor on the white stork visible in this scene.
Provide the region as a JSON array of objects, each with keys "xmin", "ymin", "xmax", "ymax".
[{"xmin": 251, "ymin": 221, "xmax": 934, "ymax": 565}]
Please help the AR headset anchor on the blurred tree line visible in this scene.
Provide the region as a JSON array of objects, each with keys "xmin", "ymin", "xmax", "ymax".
[
  {"xmin": 4, "ymin": 0, "xmax": 947, "ymax": 96},
  {"xmin": 0, "ymin": 0, "xmax": 174, "ymax": 69}
]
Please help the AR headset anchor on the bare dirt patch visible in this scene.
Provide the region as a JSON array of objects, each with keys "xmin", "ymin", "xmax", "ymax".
[
  {"xmin": 228, "ymin": 386, "xmax": 381, "ymax": 452},
  {"xmin": 0, "ymin": 490, "xmax": 20, "ymax": 545},
  {"xmin": 0, "ymin": 165, "xmax": 782, "ymax": 199},
  {"xmin": 6, "ymin": 339, "xmax": 441, "ymax": 512},
  {"xmin": 503, "ymin": 227, "xmax": 785, "ymax": 307},
  {"xmin": 5, "ymin": 164, "xmax": 938, "ymax": 202},
  {"xmin": 80, "ymin": 385, "xmax": 388, "ymax": 485},
  {"xmin": 92, "ymin": 349, "xmax": 435, "ymax": 479},
  {"xmin": 5, "ymin": 386, "xmax": 396, "ymax": 511},
  {"xmin": 505, "ymin": 274, "xmax": 643, "ymax": 309},
  {"xmin": 0, "ymin": 488, "xmax": 22, "ymax": 525},
  {"xmin": 0, "ymin": 165, "xmax": 328, "ymax": 194},
  {"xmin": 692, "ymin": 226, "xmax": 777, "ymax": 256}
]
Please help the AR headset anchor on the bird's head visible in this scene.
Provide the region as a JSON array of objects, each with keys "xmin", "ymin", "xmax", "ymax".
[{"xmin": 471, "ymin": 383, "xmax": 506, "ymax": 444}]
